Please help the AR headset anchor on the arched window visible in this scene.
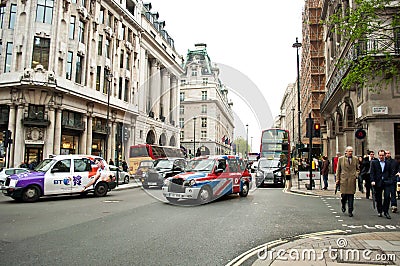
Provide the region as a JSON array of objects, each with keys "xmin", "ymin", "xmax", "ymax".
[
  {"xmin": 345, "ymin": 104, "xmax": 355, "ymax": 128},
  {"xmin": 337, "ymin": 112, "xmax": 343, "ymax": 133}
]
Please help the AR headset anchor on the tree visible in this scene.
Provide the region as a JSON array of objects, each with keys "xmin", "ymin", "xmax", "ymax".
[
  {"xmin": 233, "ymin": 137, "xmax": 249, "ymax": 157},
  {"xmin": 325, "ymin": 0, "xmax": 400, "ymax": 91}
]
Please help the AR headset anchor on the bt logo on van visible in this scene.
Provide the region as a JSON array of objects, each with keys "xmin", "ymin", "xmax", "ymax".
[{"xmin": 53, "ymin": 176, "xmax": 82, "ymax": 186}]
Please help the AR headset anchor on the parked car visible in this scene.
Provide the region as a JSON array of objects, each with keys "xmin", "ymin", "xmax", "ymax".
[
  {"xmin": 141, "ymin": 158, "xmax": 186, "ymax": 189},
  {"xmin": 255, "ymin": 157, "xmax": 285, "ymax": 187},
  {"xmin": 109, "ymin": 165, "xmax": 131, "ymax": 184},
  {"xmin": 134, "ymin": 160, "xmax": 154, "ymax": 179},
  {"xmin": 162, "ymin": 155, "xmax": 251, "ymax": 204},
  {"xmin": 1, "ymin": 155, "xmax": 116, "ymax": 202},
  {"xmin": 0, "ymin": 168, "xmax": 30, "ymax": 185}
]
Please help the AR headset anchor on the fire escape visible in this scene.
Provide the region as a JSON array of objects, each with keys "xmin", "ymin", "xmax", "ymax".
[{"xmin": 300, "ymin": 0, "xmax": 325, "ymax": 145}]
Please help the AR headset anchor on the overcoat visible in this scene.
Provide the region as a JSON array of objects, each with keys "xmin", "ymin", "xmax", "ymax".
[{"xmin": 336, "ymin": 155, "xmax": 360, "ymax": 194}]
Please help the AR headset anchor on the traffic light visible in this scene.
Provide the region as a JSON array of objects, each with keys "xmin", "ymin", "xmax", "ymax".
[
  {"xmin": 123, "ymin": 127, "xmax": 130, "ymax": 142},
  {"xmin": 2, "ymin": 130, "xmax": 12, "ymax": 148},
  {"xmin": 313, "ymin": 123, "xmax": 321, "ymax": 138},
  {"xmin": 306, "ymin": 117, "xmax": 314, "ymax": 138}
]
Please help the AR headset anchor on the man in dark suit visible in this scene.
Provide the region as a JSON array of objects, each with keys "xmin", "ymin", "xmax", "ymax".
[
  {"xmin": 370, "ymin": 150, "xmax": 394, "ymax": 219},
  {"xmin": 360, "ymin": 151, "xmax": 377, "ymax": 199},
  {"xmin": 386, "ymin": 150, "xmax": 399, "ymax": 213}
]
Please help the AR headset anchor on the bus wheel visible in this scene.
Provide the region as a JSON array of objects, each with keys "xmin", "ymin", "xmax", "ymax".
[
  {"xmin": 94, "ymin": 182, "xmax": 108, "ymax": 197},
  {"xmin": 239, "ymin": 182, "xmax": 249, "ymax": 197}
]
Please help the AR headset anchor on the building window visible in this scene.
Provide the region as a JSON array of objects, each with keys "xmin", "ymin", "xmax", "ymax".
[
  {"xmin": 180, "ymin": 92, "xmax": 185, "ymax": 101},
  {"xmin": 201, "ymin": 118, "xmax": 207, "ymax": 128},
  {"xmin": 4, "ymin": 42, "xmax": 13, "ymax": 73},
  {"xmin": 9, "ymin": 4, "xmax": 16, "ymax": 29},
  {"xmin": 126, "ymin": 52, "xmax": 130, "ymax": 70},
  {"xmin": 28, "ymin": 105, "xmax": 45, "ymax": 120},
  {"xmin": 202, "ymin": 78, "xmax": 208, "ymax": 85},
  {"xmin": 139, "ymin": 130, "xmax": 143, "ymax": 139},
  {"xmin": 32, "ymin": 37, "xmax": 50, "ymax": 69},
  {"xmin": 118, "ymin": 77, "xmax": 123, "ymax": 100},
  {"xmin": 96, "ymin": 66, "xmax": 101, "ymax": 91},
  {"xmin": 201, "ymin": 105, "xmax": 207, "ymax": 114},
  {"xmin": 105, "ymin": 38, "xmax": 110, "ymax": 59},
  {"xmin": 99, "ymin": 7, "xmax": 104, "ymax": 24},
  {"xmin": 180, "ymin": 131, "xmax": 184, "ymax": 141},
  {"xmin": 179, "ymin": 118, "xmax": 184, "ymax": 128},
  {"xmin": 201, "ymin": 91, "xmax": 207, "ymax": 100},
  {"xmin": 97, "ymin": 35, "xmax": 103, "ymax": 56},
  {"xmin": 107, "ymin": 12, "xmax": 112, "ymax": 27},
  {"xmin": 191, "ymin": 70, "xmax": 197, "ymax": 76},
  {"xmin": 66, "ymin": 51, "xmax": 73, "ymax": 80},
  {"xmin": 128, "ymin": 29, "xmax": 132, "ymax": 42},
  {"xmin": 0, "ymin": 7, "xmax": 5, "ymax": 29},
  {"xmin": 120, "ymin": 50, "xmax": 124, "ymax": 68},
  {"xmin": 201, "ymin": 130, "xmax": 207, "ymax": 139},
  {"xmin": 179, "ymin": 105, "xmax": 184, "ymax": 115},
  {"xmin": 69, "ymin": 16, "xmax": 76, "ymax": 39},
  {"xmin": 75, "ymin": 55, "xmax": 83, "ymax": 84},
  {"xmin": 36, "ymin": 0, "xmax": 54, "ymax": 24},
  {"xmin": 124, "ymin": 79, "xmax": 129, "ymax": 102},
  {"xmin": 78, "ymin": 19, "xmax": 85, "ymax": 43},
  {"xmin": 180, "ymin": 79, "xmax": 186, "ymax": 85}
]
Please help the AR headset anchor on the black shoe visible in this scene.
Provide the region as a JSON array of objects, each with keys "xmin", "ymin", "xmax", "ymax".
[
  {"xmin": 366, "ymin": 196, "xmax": 369, "ymax": 199},
  {"xmin": 378, "ymin": 213, "xmax": 382, "ymax": 217},
  {"xmin": 342, "ymin": 207, "xmax": 346, "ymax": 213},
  {"xmin": 349, "ymin": 213, "xmax": 353, "ymax": 217},
  {"xmin": 384, "ymin": 213, "xmax": 391, "ymax": 219}
]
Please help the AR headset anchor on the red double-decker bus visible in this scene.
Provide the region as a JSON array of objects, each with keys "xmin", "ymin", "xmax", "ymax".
[{"xmin": 260, "ymin": 128, "xmax": 291, "ymax": 179}]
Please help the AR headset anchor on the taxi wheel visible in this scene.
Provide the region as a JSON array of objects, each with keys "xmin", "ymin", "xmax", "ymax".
[
  {"xmin": 197, "ymin": 186, "xmax": 212, "ymax": 204},
  {"xmin": 123, "ymin": 175, "xmax": 130, "ymax": 184},
  {"xmin": 239, "ymin": 182, "xmax": 249, "ymax": 197},
  {"xmin": 22, "ymin": 186, "xmax": 41, "ymax": 202},
  {"xmin": 94, "ymin": 182, "xmax": 108, "ymax": 197}
]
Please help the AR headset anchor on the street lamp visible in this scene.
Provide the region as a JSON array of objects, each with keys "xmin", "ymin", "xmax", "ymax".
[
  {"xmin": 105, "ymin": 70, "xmax": 113, "ymax": 161},
  {"xmin": 292, "ymin": 37, "xmax": 302, "ymax": 156},
  {"xmin": 193, "ymin": 117, "xmax": 197, "ymax": 157},
  {"xmin": 245, "ymin": 124, "xmax": 249, "ymax": 159}
]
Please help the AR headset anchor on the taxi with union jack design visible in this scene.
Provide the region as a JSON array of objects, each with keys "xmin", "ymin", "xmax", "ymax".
[{"xmin": 162, "ymin": 155, "xmax": 251, "ymax": 204}]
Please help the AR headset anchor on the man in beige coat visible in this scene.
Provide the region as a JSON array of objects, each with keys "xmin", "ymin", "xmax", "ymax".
[{"xmin": 336, "ymin": 146, "xmax": 360, "ymax": 217}]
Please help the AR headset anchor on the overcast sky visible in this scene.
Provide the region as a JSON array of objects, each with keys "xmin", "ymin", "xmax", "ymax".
[{"xmin": 147, "ymin": 0, "xmax": 304, "ymax": 151}]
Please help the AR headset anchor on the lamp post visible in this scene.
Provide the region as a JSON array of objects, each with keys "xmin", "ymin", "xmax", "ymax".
[
  {"xmin": 245, "ymin": 124, "xmax": 249, "ymax": 160},
  {"xmin": 292, "ymin": 37, "xmax": 302, "ymax": 156},
  {"xmin": 105, "ymin": 70, "xmax": 113, "ymax": 161},
  {"xmin": 250, "ymin": 136, "xmax": 253, "ymax": 153},
  {"xmin": 193, "ymin": 117, "xmax": 197, "ymax": 157},
  {"xmin": 291, "ymin": 107, "xmax": 295, "ymax": 150}
]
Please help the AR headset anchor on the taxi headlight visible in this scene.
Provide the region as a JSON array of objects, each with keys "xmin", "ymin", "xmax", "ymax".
[
  {"xmin": 9, "ymin": 179, "xmax": 17, "ymax": 187},
  {"xmin": 276, "ymin": 171, "xmax": 282, "ymax": 177},
  {"xmin": 142, "ymin": 172, "xmax": 147, "ymax": 178},
  {"xmin": 163, "ymin": 179, "xmax": 170, "ymax": 186},
  {"xmin": 189, "ymin": 179, "xmax": 196, "ymax": 187},
  {"xmin": 256, "ymin": 171, "xmax": 263, "ymax": 177}
]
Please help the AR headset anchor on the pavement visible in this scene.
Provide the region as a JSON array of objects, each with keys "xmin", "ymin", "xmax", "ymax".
[
  {"xmin": 249, "ymin": 173, "xmax": 400, "ymax": 266},
  {"xmin": 116, "ymin": 174, "xmax": 400, "ymax": 266}
]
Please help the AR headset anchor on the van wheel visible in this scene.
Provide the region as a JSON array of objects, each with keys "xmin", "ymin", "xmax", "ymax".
[
  {"xmin": 197, "ymin": 186, "xmax": 212, "ymax": 204},
  {"xmin": 94, "ymin": 182, "xmax": 108, "ymax": 197},
  {"xmin": 123, "ymin": 175, "xmax": 130, "ymax": 184},
  {"xmin": 239, "ymin": 182, "xmax": 249, "ymax": 197},
  {"xmin": 22, "ymin": 186, "xmax": 41, "ymax": 202}
]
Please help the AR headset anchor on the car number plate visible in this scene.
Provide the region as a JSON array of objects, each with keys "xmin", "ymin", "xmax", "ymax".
[
  {"xmin": 168, "ymin": 193, "xmax": 181, "ymax": 198},
  {"xmin": 148, "ymin": 182, "xmax": 157, "ymax": 185}
]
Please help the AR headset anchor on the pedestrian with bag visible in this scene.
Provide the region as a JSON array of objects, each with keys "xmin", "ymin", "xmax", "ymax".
[
  {"xmin": 370, "ymin": 150, "xmax": 394, "ymax": 219},
  {"xmin": 336, "ymin": 146, "xmax": 360, "ymax": 217}
]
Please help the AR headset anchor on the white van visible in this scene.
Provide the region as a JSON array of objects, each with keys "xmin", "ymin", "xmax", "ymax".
[{"xmin": 1, "ymin": 155, "xmax": 116, "ymax": 202}]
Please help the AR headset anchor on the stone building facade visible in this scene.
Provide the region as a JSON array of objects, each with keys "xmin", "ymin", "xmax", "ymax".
[
  {"xmin": 179, "ymin": 44, "xmax": 234, "ymax": 156},
  {"xmin": 320, "ymin": 0, "xmax": 400, "ymax": 159},
  {"xmin": 0, "ymin": 0, "xmax": 183, "ymax": 167}
]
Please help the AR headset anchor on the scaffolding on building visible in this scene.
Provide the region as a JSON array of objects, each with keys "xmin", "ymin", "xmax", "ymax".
[{"xmin": 300, "ymin": 0, "xmax": 326, "ymax": 145}]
